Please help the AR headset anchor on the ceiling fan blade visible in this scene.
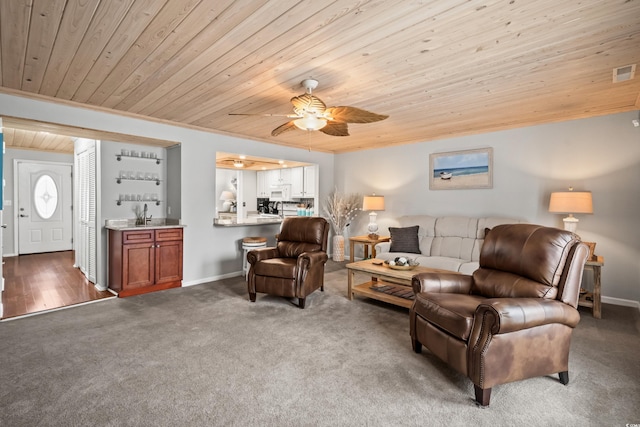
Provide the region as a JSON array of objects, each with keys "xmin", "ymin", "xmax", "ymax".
[
  {"xmin": 324, "ymin": 106, "xmax": 388, "ymax": 123},
  {"xmin": 319, "ymin": 121, "xmax": 349, "ymax": 136},
  {"xmin": 229, "ymin": 113, "xmax": 298, "ymax": 118},
  {"xmin": 291, "ymin": 94, "xmax": 326, "ymax": 115},
  {"xmin": 271, "ymin": 121, "xmax": 298, "ymax": 137}
]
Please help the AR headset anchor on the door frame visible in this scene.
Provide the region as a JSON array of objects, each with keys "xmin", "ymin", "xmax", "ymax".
[{"xmin": 13, "ymin": 159, "xmax": 74, "ymax": 256}]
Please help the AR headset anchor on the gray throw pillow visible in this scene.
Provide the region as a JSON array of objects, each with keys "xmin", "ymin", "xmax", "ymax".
[{"xmin": 389, "ymin": 225, "xmax": 420, "ymax": 253}]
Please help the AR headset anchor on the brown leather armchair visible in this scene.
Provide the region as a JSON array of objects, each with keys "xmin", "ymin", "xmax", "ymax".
[
  {"xmin": 247, "ymin": 217, "xmax": 329, "ymax": 308},
  {"xmin": 410, "ymin": 224, "xmax": 589, "ymax": 406}
]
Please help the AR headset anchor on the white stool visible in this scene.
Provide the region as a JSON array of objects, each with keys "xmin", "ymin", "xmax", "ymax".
[{"xmin": 242, "ymin": 237, "xmax": 267, "ymax": 277}]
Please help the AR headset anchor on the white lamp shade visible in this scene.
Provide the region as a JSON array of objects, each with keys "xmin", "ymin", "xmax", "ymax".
[
  {"xmin": 549, "ymin": 191, "xmax": 593, "ymax": 214},
  {"xmin": 362, "ymin": 195, "xmax": 385, "ymax": 211},
  {"xmin": 220, "ymin": 190, "xmax": 235, "ymax": 201}
]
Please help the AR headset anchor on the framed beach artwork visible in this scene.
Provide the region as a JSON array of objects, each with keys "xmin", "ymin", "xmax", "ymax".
[{"xmin": 429, "ymin": 147, "xmax": 493, "ymax": 190}]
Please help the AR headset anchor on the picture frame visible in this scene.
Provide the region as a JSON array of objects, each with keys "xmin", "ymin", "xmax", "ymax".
[{"xmin": 429, "ymin": 147, "xmax": 493, "ymax": 190}]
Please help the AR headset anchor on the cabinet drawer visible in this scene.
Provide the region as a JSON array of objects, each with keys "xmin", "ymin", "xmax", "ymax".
[
  {"xmin": 155, "ymin": 228, "xmax": 183, "ymax": 242},
  {"xmin": 122, "ymin": 230, "xmax": 154, "ymax": 244}
]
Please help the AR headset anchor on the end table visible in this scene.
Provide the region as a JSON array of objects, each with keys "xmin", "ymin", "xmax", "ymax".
[
  {"xmin": 580, "ymin": 255, "xmax": 604, "ymax": 318},
  {"xmin": 349, "ymin": 235, "xmax": 391, "ymax": 262}
]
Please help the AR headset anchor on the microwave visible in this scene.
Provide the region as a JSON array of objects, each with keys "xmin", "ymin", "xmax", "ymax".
[{"xmin": 269, "ymin": 185, "xmax": 290, "ymax": 201}]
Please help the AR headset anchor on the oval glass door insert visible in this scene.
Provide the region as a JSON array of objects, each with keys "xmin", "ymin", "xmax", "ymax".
[{"xmin": 34, "ymin": 174, "xmax": 59, "ymax": 219}]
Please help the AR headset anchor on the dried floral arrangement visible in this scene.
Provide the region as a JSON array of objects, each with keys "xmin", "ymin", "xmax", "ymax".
[{"xmin": 323, "ymin": 189, "xmax": 362, "ymax": 235}]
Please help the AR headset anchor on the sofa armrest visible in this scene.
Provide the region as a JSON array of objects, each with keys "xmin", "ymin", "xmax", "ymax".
[
  {"xmin": 375, "ymin": 241, "xmax": 391, "ymax": 254},
  {"xmin": 474, "ymin": 298, "xmax": 581, "ymax": 334},
  {"xmin": 411, "ymin": 272, "xmax": 472, "ymax": 295},
  {"xmin": 247, "ymin": 247, "xmax": 279, "ymax": 265}
]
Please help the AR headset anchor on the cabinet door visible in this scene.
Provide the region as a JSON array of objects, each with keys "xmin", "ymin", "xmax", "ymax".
[
  {"xmin": 155, "ymin": 239, "xmax": 183, "ymax": 284},
  {"xmin": 279, "ymin": 168, "xmax": 292, "ymax": 185},
  {"xmin": 257, "ymin": 171, "xmax": 268, "ymax": 197},
  {"xmin": 267, "ymin": 169, "xmax": 281, "ymax": 187},
  {"xmin": 290, "ymin": 167, "xmax": 304, "ymax": 197},
  {"xmin": 122, "ymin": 242, "xmax": 155, "ymax": 290},
  {"xmin": 303, "ymin": 165, "xmax": 317, "ymax": 197}
]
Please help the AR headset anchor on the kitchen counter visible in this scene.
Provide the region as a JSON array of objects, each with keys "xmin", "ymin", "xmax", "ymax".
[{"xmin": 105, "ymin": 218, "xmax": 186, "ymax": 231}]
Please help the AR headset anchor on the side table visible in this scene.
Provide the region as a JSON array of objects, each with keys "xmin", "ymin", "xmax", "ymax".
[
  {"xmin": 580, "ymin": 255, "xmax": 603, "ymax": 318},
  {"xmin": 349, "ymin": 235, "xmax": 391, "ymax": 262}
]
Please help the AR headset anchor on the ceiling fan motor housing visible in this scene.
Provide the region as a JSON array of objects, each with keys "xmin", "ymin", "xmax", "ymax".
[{"xmin": 301, "ymin": 79, "xmax": 319, "ymax": 93}]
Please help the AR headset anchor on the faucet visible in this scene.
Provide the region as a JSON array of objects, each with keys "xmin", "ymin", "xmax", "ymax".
[{"xmin": 143, "ymin": 203, "xmax": 152, "ymax": 225}]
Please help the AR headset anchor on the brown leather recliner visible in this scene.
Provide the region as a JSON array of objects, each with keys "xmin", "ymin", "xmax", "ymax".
[
  {"xmin": 410, "ymin": 224, "xmax": 589, "ymax": 406},
  {"xmin": 247, "ymin": 217, "xmax": 329, "ymax": 309}
]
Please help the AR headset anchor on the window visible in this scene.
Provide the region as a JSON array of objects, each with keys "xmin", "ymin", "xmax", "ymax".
[{"xmin": 33, "ymin": 174, "xmax": 59, "ymax": 219}]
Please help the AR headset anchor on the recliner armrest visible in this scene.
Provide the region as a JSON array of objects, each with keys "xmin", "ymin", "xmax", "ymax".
[
  {"xmin": 297, "ymin": 251, "xmax": 329, "ymax": 269},
  {"xmin": 412, "ymin": 272, "xmax": 472, "ymax": 295},
  {"xmin": 247, "ymin": 247, "xmax": 279, "ymax": 265},
  {"xmin": 475, "ymin": 298, "xmax": 581, "ymax": 334}
]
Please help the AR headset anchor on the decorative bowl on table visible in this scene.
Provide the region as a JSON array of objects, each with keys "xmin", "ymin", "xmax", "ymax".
[{"xmin": 384, "ymin": 257, "xmax": 419, "ymax": 270}]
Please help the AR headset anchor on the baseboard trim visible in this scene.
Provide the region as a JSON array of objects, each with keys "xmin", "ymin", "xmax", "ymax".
[
  {"xmin": 602, "ymin": 296, "xmax": 640, "ymax": 310},
  {"xmin": 182, "ymin": 271, "xmax": 243, "ymax": 287}
]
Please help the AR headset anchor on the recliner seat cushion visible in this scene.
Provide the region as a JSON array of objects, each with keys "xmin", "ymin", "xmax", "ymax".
[
  {"xmin": 254, "ymin": 258, "xmax": 297, "ymax": 279},
  {"xmin": 413, "ymin": 293, "xmax": 485, "ymax": 341}
]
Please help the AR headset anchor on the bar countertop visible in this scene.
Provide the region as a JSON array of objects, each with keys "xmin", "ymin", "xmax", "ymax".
[
  {"xmin": 213, "ymin": 215, "xmax": 283, "ymax": 227},
  {"xmin": 105, "ymin": 218, "xmax": 186, "ymax": 231}
]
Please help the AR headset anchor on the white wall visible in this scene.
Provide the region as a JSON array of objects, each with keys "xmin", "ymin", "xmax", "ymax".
[
  {"xmin": 2, "ymin": 93, "xmax": 637, "ymax": 305},
  {"xmin": 335, "ymin": 111, "xmax": 640, "ymax": 304},
  {"xmin": 0, "ymin": 93, "xmax": 335, "ymax": 286}
]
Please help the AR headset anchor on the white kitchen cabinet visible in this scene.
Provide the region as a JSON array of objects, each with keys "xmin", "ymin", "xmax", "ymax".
[
  {"xmin": 290, "ymin": 167, "xmax": 304, "ymax": 197},
  {"xmin": 257, "ymin": 171, "xmax": 269, "ymax": 197},
  {"xmin": 303, "ymin": 165, "xmax": 317, "ymax": 197},
  {"xmin": 290, "ymin": 165, "xmax": 317, "ymax": 198},
  {"xmin": 279, "ymin": 168, "xmax": 292, "ymax": 185}
]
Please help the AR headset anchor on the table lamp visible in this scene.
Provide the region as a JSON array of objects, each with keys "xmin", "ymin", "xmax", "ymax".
[
  {"xmin": 362, "ymin": 194, "xmax": 385, "ymax": 239},
  {"xmin": 220, "ymin": 190, "xmax": 236, "ymax": 212},
  {"xmin": 549, "ymin": 188, "xmax": 593, "ymax": 234}
]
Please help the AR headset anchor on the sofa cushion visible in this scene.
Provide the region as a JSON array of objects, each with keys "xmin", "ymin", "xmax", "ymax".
[
  {"xmin": 389, "ymin": 226, "xmax": 420, "ymax": 253},
  {"xmin": 399, "ymin": 215, "xmax": 437, "ymax": 256},
  {"xmin": 415, "ymin": 256, "xmax": 465, "ymax": 272},
  {"xmin": 431, "ymin": 217, "xmax": 478, "ymax": 261}
]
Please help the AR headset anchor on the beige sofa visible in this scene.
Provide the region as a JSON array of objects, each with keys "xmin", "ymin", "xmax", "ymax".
[{"xmin": 374, "ymin": 215, "xmax": 521, "ymax": 274}]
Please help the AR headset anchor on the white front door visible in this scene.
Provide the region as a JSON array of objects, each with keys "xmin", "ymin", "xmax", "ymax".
[{"xmin": 17, "ymin": 161, "xmax": 73, "ymax": 254}]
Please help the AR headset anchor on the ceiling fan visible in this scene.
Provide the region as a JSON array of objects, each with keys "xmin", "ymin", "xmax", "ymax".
[{"xmin": 230, "ymin": 79, "xmax": 388, "ymax": 137}]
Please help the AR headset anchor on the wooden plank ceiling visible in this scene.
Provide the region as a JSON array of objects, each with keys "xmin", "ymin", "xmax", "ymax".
[{"xmin": 1, "ymin": 0, "xmax": 639, "ymax": 154}]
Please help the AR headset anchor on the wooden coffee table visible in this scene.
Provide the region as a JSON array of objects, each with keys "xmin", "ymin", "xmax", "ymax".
[{"xmin": 346, "ymin": 258, "xmax": 454, "ymax": 308}]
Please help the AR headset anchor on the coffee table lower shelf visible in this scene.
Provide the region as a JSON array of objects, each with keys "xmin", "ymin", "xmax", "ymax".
[{"xmin": 352, "ymin": 280, "xmax": 415, "ymax": 309}]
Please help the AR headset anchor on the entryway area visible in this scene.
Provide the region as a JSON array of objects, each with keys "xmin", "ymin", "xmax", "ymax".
[{"xmin": 1, "ymin": 251, "xmax": 114, "ymax": 320}]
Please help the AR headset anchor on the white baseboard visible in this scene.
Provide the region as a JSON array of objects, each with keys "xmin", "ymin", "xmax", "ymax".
[
  {"xmin": 182, "ymin": 271, "xmax": 243, "ymax": 287},
  {"xmin": 602, "ymin": 295, "xmax": 640, "ymax": 310}
]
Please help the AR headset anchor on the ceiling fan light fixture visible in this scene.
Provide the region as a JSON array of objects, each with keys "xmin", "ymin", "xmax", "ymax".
[
  {"xmin": 233, "ymin": 160, "xmax": 244, "ymax": 168},
  {"xmin": 293, "ymin": 115, "xmax": 327, "ymax": 131}
]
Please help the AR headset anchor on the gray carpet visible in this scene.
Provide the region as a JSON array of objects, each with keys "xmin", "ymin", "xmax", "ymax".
[{"xmin": 1, "ymin": 260, "xmax": 639, "ymax": 426}]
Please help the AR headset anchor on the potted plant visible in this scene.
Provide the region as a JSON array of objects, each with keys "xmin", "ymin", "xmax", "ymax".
[{"xmin": 323, "ymin": 189, "xmax": 361, "ymax": 261}]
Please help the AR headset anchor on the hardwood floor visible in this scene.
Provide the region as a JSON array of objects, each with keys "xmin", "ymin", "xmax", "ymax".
[{"xmin": 1, "ymin": 251, "xmax": 114, "ymax": 320}]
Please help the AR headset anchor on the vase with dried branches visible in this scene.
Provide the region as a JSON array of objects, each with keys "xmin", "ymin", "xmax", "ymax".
[{"xmin": 323, "ymin": 189, "xmax": 361, "ymax": 261}]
